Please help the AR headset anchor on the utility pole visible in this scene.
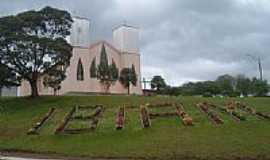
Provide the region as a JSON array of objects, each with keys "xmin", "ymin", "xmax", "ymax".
[
  {"xmin": 246, "ymin": 54, "xmax": 263, "ymax": 81},
  {"xmin": 258, "ymin": 57, "xmax": 263, "ymax": 81}
]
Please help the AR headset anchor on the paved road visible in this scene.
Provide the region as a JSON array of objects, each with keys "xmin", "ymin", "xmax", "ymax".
[
  {"xmin": 0, "ymin": 156, "xmax": 126, "ymax": 160},
  {"xmin": 0, "ymin": 156, "xmax": 56, "ymax": 160}
]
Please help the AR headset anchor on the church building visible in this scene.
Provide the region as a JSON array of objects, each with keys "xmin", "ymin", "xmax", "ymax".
[{"xmin": 1, "ymin": 17, "xmax": 142, "ymax": 96}]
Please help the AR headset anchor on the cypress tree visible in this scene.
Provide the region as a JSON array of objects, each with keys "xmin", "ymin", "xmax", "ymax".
[
  {"xmin": 131, "ymin": 64, "xmax": 137, "ymax": 86},
  {"xmin": 90, "ymin": 57, "xmax": 97, "ymax": 78},
  {"xmin": 77, "ymin": 59, "xmax": 84, "ymax": 81},
  {"xmin": 98, "ymin": 44, "xmax": 111, "ymax": 81},
  {"xmin": 97, "ymin": 44, "xmax": 119, "ymax": 93},
  {"xmin": 111, "ymin": 59, "xmax": 119, "ymax": 81}
]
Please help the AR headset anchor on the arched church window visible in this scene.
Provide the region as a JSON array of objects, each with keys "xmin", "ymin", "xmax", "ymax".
[{"xmin": 77, "ymin": 58, "xmax": 84, "ymax": 81}]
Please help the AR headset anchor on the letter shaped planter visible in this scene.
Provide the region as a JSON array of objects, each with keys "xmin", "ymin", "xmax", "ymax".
[
  {"xmin": 140, "ymin": 105, "xmax": 151, "ymax": 128},
  {"xmin": 115, "ymin": 106, "xmax": 125, "ymax": 130}
]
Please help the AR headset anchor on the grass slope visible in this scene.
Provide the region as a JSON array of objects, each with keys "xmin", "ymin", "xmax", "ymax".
[{"xmin": 0, "ymin": 96, "xmax": 269, "ymax": 160}]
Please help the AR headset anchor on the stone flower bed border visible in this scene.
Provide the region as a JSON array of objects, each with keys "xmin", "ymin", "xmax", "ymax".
[
  {"xmin": 147, "ymin": 102, "xmax": 175, "ymax": 108},
  {"xmin": 55, "ymin": 106, "xmax": 76, "ymax": 134},
  {"xmin": 148, "ymin": 104, "xmax": 177, "ymax": 121},
  {"xmin": 54, "ymin": 105, "xmax": 105, "ymax": 134},
  {"xmin": 89, "ymin": 105, "xmax": 105, "ymax": 130},
  {"xmin": 236, "ymin": 102, "xmax": 270, "ymax": 120},
  {"xmin": 140, "ymin": 105, "xmax": 151, "ymax": 128},
  {"xmin": 207, "ymin": 102, "xmax": 245, "ymax": 122},
  {"xmin": 147, "ymin": 102, "xmax": 178, "ymax": 119},
  {"xmin": 27, "ymin": 107, "xmax": 55, "ymax": 135},
  {"xmin": 72, "ymin": 105, "xmax": 104, "ymax": 120},
  {"xmin": 149, "ymin": 112, "xmax": 178, "ymax": 119},
  {"xmin": 141, "ymin": 103, "xmax": 194, "ymax": 126},
  {"xmin": 115, "ymin": 106, "xmax": 125, "ymax": 130},
  {"xmin": 125, "ymin": 102, "xmax": 174, "ymax": 109},
  {"xmin": 175, "ymin": 103, "xmax": 193, "ymax": 126},
  {"xmin": 224, "ymin": 102, "xmax": 246, "ymax": 121},
  {"xmin": 197, "ymin": 102, "xmax": 224, "ymax": 125}
]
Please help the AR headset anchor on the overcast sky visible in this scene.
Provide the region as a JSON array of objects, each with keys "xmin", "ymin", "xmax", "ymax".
[{"xmin": 1, "ymin": 0, "xmax": 270, "ymax": 86}]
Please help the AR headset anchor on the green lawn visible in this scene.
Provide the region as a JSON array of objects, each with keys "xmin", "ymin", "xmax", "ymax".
[{"xmin": 0, "ymin": 96, "xmax": 269, "ymax": 160}]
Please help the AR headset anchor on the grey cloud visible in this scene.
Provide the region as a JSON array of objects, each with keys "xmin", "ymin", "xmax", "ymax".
[{"xmin": 1, "ymin": 0, "xmax": 270, "ymax": 85}]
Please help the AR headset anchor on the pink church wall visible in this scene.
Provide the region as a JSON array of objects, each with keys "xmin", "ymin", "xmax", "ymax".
[{"xmin": 16, "ymin": 41, "xmax": 142, "ymax": 96}]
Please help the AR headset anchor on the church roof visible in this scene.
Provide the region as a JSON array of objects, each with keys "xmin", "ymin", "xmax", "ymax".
[
  {"xmin": 112, "ymin": 24, "xmax": 139, "ymax": 31},
  {"xmin": 89, "ymin": 40, "xmax": 121, "ymax": 54}
]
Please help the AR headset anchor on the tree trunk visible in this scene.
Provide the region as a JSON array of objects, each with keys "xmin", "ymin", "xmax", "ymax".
[
  {"xmin": 30, "ymin": 80, "xmax": 39, "ymax": 97},
  {"xmin": 127, "ymin": 82, "xmax": 130, "ymax": 95},
  {"xmin": 29, "ymin": 72, "xmax": 39, "ymax": 97},
  {"xmin": 53, "ymin": 89, "xmax": 57, "ymax": 96},
  {"xmin": 101, "ymin": 81, "xmax": 111, "ymax": 94},
  {"xmin": 105, "ymin": 83, "xmax": 110, "ymax": 94}
]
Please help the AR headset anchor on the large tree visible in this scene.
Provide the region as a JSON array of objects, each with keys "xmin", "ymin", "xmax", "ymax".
[
  {"xmin": 151, "ymin": 75, "xmax": 166, "ymax": 91},
  {"xmin": 119, "ymin": 65, "xmax": 137, "ymax": 95},
  {"xmin": 0, "ymin": 64, "xmax": 20, "ymax": 88},
  {"xmin": 216, "ymin": 74, "xmax": 236, "ymax": 96},
  {"xmin": 97, "ymin": 44, "xmax": 119, "ymax": 93},
  {"xmin": 250, "ymin": 78, "xmax": 269, "ymax": 97},
  {"xmin": 0, "ymin": 6, "xmax": 73, "ymax": 97},
  {"xmin": 235, "ymin": 74, "xmax": 251, "ymax": 96}
]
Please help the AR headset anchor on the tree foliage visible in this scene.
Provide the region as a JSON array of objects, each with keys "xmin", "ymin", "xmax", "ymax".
[
  {"xmin": 235, "ymin": 74, "xmax": 251, "ymax": 96},
  {"xmin": 90, "ymin": 57, "xmax": 97, "ymax": 78},
  {"xmin": 0, "ymin": 64, "xmax": 20, "ymax": 88},
  {"xmin": 216, "ymin": 74, "xmax": 235, "ymax": 96},
  {"xmin": 119, "ymin": 66, "xmax": 137, "ymax": 95},
  {"xmin": 151, "ymin": 75, "xmax": 166, "ymax": 91},
  {"xmin": 250, "ymin": 78, "xmax": 269, "ymax": 97},
  {"xmin": 43, "ymin": 66, "xmax": 66, "ymax": 96},
  {"xmin": 77, "ymin": 58, "xmax": 84, "ymax": 81},
  {"xmin": 155, "ymin": 74, "xmax": 269, "ymax": 97},
  {"xmin": 131, "ymin": 64, "xmax": 137, "ymax": 86},
  {"xmin": 97, "ymin": 44, "xmax": 119, "ymax": 93},
  {"xmin": 0, "ymin": 6, "xmax": 73, "ymax": 97},
  {"xmin": 98, "ymin": 44, "xmax": 110, "ymax": 81},
  {"xmin": 110, "ymin": 59, "xmax": 119, "ymax": 81}
]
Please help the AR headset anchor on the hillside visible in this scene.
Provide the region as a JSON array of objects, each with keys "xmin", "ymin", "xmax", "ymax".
[{"xmin": 0, "ymin": 96, "xmax": 269, "ymax": 160}]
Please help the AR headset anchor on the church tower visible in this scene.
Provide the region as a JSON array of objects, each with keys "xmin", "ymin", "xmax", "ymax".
[
  {"xmin": 113, "ymin": 24, "xmax": 139, "ymax": 54},
  {"xmin": 113, "ymin": 24, "xmax": 142, "ymax": 94},
  {"xmin": 67, "ymin": 16, "xmax": 90, "ymax": 48}
]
